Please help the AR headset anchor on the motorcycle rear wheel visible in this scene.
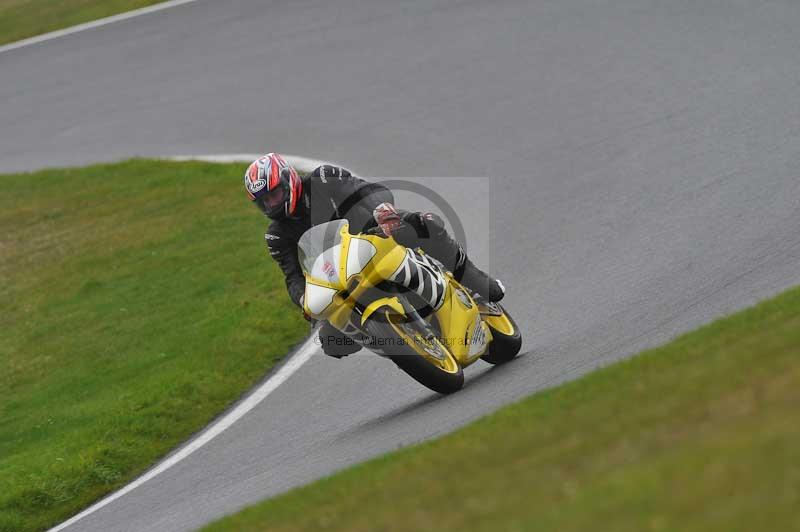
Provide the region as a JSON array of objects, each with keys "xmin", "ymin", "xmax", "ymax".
[{"xmin": 364, "ymin": 311, "xmax": 464, "ymax": 394}]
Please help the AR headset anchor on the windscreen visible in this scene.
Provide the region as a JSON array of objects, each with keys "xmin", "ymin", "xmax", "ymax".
[{"xmin": 297, "ymin": 220, "xmax": 348, "ymax": 282}]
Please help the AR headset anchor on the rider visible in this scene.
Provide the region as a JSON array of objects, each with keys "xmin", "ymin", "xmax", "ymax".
[{"xmin": 244, "ymin": 153, "xmax": 504, "ymax": 357}]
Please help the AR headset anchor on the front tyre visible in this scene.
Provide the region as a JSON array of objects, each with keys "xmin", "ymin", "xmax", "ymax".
[
  {"xmin": 480, "ymin": 304, "xmax": 523, "ymax": 365},
  {"xmin": 363, "ymin": 311, "xmax": 464, "ymax": 394}
]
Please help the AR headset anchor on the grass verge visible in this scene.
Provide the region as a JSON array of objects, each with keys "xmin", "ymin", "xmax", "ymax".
[
  {"xmin": 205, "ymin": 286, "xmax": 800, "ymax": 532},
  {"xmin": 0, "ymin": 160, "xmax": 307, "ymax": 532},
  {"xmin": 0, "ymin": 0, "xmax": 167, "ymax": 46}
]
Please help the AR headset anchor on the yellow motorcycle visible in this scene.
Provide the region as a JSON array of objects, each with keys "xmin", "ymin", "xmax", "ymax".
[{"xmin": 299, "ymin": 220, "xmax": 522, "ymax": 394}]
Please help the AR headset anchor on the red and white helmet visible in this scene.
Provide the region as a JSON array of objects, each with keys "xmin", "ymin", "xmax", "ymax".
[{"xmin": 244, "ymin": 153, "xmax": 302, "ymax": 219}]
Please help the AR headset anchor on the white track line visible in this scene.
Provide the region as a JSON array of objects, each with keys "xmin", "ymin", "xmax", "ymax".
[
  {"xmin": 0, "ymin": 0, "xmax": 202, "ymax": 56},
  {"xmin": 169, "ymin": 154, "xmax": 339, "ymax": 173},
  {"xmin": 49, "ymin": 152, "xmax": 344, "ymax": 531},
  {"xmin": 169, "ymin": 154, "xmax": 263, "ymax": 164},
  {"xmin": 49, "ymin": 336, "xmax": 319, "ymax": 532}
]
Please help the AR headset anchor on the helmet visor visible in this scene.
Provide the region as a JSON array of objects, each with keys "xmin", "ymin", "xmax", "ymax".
[{"xmin": 260, "ymin": 181, "xmax": 288, "ymax": 216}]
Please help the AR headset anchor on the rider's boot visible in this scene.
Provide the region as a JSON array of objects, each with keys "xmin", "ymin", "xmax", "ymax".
[{"xmin": 455, "ymin": 255, "xmax": 505, "ymax": 302}]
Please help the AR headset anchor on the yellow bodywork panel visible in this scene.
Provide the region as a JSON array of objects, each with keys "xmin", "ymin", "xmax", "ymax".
[
  {"xmin": 302, "ymin": 222, "xmax": 493, "ymax": 369},
  {"xmin": 361, "ymin": 296, "xmax": 405, "ymax": 326},
  {"xmin": 482, "ymin": 313, "xmax": 516, "ymax": 336},
  {"xmin": 435, "ymin": 280, "xmax": 492, "ymax": 364}
]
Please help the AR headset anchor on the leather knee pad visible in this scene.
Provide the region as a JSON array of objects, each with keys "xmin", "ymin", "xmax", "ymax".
[{"xmin": 318, "ymin": 323, "xmax": 361, "ymax": 357}]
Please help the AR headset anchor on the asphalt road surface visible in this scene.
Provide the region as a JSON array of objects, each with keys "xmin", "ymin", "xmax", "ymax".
[{"xmin": 3, "ymin": 0, "xmax": 800, "ymax": 530}]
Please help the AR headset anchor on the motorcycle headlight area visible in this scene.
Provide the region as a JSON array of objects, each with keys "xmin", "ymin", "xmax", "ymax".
[
  {"xmin": 346, "ymin": 238, "xmax": 377, "ymax": 279},
  {"xmin": 305, "ymin": 283, "xmax": 339, "ymax": 315}
]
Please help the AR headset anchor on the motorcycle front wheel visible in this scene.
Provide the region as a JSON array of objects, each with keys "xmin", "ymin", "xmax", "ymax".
[
  {"xmin": 480, "ymin": 304, "xmax": 523, "ymax": 365},
  {"xmin": 363, "ymin": 310, "xmax": 464, "ymax": 394}
]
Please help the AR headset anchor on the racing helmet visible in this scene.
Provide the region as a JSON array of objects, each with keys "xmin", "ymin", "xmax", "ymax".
[{"xmin": 244, "ymin": 153, "xmax": 302, "ymax": 219}]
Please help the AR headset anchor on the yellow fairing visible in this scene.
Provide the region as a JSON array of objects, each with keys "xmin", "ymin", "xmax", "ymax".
[
  {"xmin": 302, "ymin": 223, "xmax": 491, "ymax": 366},
  {"xmin": 483, "ymin": 313, "xmax": 516, "ymax": 336},
  {"xmin": 303, "ymin": 224, "xmax": 406, "ymax": 326},
  {"xmin": 361, "ymin": 297, "xmax": 405, "ymax": 325},
  {"xmin": 435, "ymin": 280, "xmax": 492, "ymax": 364}
]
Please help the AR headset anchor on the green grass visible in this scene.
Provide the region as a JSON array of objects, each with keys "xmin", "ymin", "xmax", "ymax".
[
  {"xmin": 204, "ymin": 286, "xmax": 800, "ymax": 532},
  {"xmin": 0, "ymin": 0, "xmax": 167, "ymax": 46},
  {"xmin": 0, "ymin": 160, "xmax": 307, "ymax": 532}
]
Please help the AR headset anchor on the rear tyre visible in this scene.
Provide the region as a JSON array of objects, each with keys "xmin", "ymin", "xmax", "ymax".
[
  {"xmin": 363, "ymin": 311, "xmax": 464, "ymax": 394},
  {"xmin": 480, "ymin": 305, "xmax": 523, "ymax": 365}
]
